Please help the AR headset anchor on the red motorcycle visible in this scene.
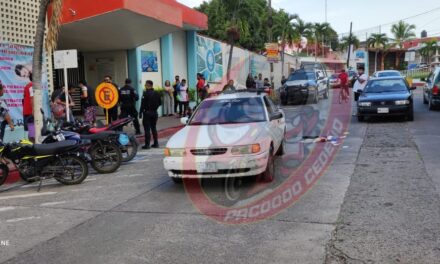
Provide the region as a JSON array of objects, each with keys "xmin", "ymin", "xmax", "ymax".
[{"xmin": 61, "ymin": 117, "xmax": 138, "ymax": 162}]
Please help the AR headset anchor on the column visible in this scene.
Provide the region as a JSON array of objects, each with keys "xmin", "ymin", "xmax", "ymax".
[
  {"xmin": 160, "ymin": 34, "xmax": 174, "ymax": 85},
  {"xmin": 127, "ymin": 47, "xmax": 142, "ymax": 111},
  {"xmin": 186, "ymin": 30, "xmax": 197, "ymax": 93}
]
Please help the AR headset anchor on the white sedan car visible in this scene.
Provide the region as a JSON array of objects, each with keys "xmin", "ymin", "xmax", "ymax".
[{"xmin": 163, "ymin": 92, "xmax": 286, "ymax": 183}]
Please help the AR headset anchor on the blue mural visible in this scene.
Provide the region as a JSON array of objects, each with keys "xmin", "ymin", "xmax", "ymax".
[
  {"xmin": 141, "ymin": 51, "xmax": 159, "ymax": 72},
  {"xmin": 196, "ymin": 36, "xmax": 223, "ymax": 82}
]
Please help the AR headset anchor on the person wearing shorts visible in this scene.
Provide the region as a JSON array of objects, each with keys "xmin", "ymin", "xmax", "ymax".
[{"xmin": 338, "ymin": 69, "xmax": 349, "ymax": 103}]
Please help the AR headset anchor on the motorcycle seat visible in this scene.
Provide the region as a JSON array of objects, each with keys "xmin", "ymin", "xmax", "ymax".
[
  {"xmin": 32, "ymin": 140, "xmax": 78, "ymax": 156},
  {"xmin": 80, "ymin": 131, "xmax": 117, "ymax": 141},
  {"xmin": 89, "ymin": 127, "xmax": 108, "ymax": 133}
]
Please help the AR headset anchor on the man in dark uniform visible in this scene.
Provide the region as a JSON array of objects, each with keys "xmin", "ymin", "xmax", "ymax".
[
  {"xmin": 119, "ymin": 78, "xmax": 141, "ymax": 135},
  {"xmin": 103, "ymin": 75, "xmax": 119, "ymax": 123},
  {"xmin": 139, "ymin": 80, "xmax": 162, "ymax": 149}
]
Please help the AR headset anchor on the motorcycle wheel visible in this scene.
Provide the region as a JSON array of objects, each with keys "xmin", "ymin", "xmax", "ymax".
[
  {"xmin": 120, "ymin": 135, "xmax": 138, "ymax": 162},
  {"xmin": 0, "ymin": 164, "xmax": 9, "ymax": 186},
  {"xmin": 90, "ymin": 143, "xmax": 122, "ymax": 174},
  {"xmin": 54, "ymin": 155, "xmax": 89, "ymax": 185}
]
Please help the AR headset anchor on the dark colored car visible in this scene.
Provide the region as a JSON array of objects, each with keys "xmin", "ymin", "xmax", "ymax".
[
  {"xmin": 423, "ymin": 67, "xmax": 440, "ymax": 110},
  {"xmin": 280, "ymin": 70, "xmax": 329, "ymax": 105},
  {"xmin": 357, "ymin": 77, "xmax": 415, "ymax": 122}
]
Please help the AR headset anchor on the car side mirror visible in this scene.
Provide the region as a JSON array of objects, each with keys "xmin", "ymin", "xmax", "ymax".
[
  {"xmin": 410, "ymin": 86, "xmax": 417, "ymax": 90},
  {"xmin": 180, "ymin": 117, "xmax": 189, "ymax": 125},
  {"xmin": 270, "ymin": 112, "xmax": 283, "ymax": 121}
]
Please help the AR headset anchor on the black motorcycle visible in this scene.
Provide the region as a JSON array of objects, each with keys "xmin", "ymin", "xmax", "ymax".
[{"xmin": 0, "ymin": 140, "xmax": 89, "ymax": 189}]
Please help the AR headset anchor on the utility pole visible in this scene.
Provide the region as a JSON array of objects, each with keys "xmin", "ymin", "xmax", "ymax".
[
  {"xmin": 325, "ymin": 0, "xmax": 327, "ymax": 23},
  {"xmin": 268, "ymin": 0, "xmax": 274, "ymax": 88},
  {"xmin": 346, "ymin": 22, "xmax": 353, "ymax": 69}
]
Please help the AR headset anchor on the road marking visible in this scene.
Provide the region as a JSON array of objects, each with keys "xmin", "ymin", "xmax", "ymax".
[
  {"xmin": 20, "ymin": 178, "xmax": 97, "ymax": 189},
  {"xmin": 116, "ymin": 173, "xmax": 143, "ymax": 178},
  {"xmin": 0, "ymin": 192, "xmax": 57, "ymax": 200},
  {"xmin": 40, "ymin": 201, "xmax": 66, "ymax": 207},
  {"xmin": 0, "ymin": 207, "xmax": 15, "ymax": 212},
  {"xmin": 6, "ymin": 216, "xmax": 40, "ymax": 223}
]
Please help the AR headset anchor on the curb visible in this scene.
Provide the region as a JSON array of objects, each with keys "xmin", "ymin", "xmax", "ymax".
[{"xmin": 2, "ymin": 125, "xmax": 184, "ymax": 186}]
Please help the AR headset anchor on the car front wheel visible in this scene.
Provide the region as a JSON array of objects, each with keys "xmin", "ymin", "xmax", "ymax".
[
  {"xmin": 357, "ymin": 115, "xmax": 365, "ymax": 122},
  {"xmin": 261, "ymin": 146, "xmax": 275, "ymax": 182},
  {"xmin": 171, "ymin": 177, "xmax": 183, "ymax": 184},
  {"xmin": 429, "ymin": 98, "xmax": 436, "ymax": 110}
]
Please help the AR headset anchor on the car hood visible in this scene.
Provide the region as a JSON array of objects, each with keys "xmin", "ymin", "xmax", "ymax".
[
  {"xmin": 359, "ymin": 91, "xmax": 410, "ymax": 102},
  {"xmin": 166, "ymin": 123, "xmax": 268, "ymax": 148},
  {"xmin": 285, "ymin": 80, "xmax": 314, "ymax": 87}
]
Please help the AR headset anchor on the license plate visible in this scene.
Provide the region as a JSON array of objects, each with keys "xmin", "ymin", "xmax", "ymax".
[
  {"xmin": 196, "ymin": 162, "xmax": 217, "ymax": 173},
  {"xmin": 377, "ymin": 108, "xmax": 389, "ymax": 114}
]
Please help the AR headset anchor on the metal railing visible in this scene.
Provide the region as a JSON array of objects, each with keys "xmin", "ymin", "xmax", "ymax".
[{"xmin": 400, "ymin": 68, "xmax": 431, "ymax": 79}]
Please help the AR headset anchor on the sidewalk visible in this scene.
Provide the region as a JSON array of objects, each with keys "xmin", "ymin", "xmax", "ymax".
[{"xmin": 2, "ymin": 116, "xmax": 184, "ymax": 186}]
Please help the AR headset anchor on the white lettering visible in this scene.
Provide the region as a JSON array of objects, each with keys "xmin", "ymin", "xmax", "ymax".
[{"xmin": 272, "ymin": 195, "xmax": 282, "ymax": 209}]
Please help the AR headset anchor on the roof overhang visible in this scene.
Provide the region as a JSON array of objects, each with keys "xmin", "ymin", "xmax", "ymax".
[{"xmin": 53, "ymin": 0, "xmax": 208, "ymax": 52}]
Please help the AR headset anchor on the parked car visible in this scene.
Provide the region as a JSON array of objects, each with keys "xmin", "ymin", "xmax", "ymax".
[
  {"xmin": 423, "ymin": 67, "xmax": 440, "ymax": 110},
  {"xmin": 163, "ymin": 92, "xmax": 286, "ymax": 183},
  {"xmin": 372, "ymin": 70, "xmax": 402, "ymax": 78},
  {"xmin": 357, "ymin": 77, "xmax": 415, "ymax": 122},
  {"xmin": 280, "ymin": 69, "xmax": 329, "ymax": 105},
  {"xmin": 329, "ymin": 74, "xmax": 341, "ymax": 88}
]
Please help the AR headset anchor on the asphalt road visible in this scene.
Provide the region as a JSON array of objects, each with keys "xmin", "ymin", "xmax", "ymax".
[{"xmin": 0, "ymin": 88, "xmax": 438, "ymax": 264}]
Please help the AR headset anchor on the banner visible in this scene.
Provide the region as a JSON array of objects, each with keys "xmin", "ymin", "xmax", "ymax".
[
  {"xmin": 196, "ymin": 36, "xmax": 223, "ymax": 82},
  {"xmin": 265, "ymin": 43, "xmax": 280, "ymax": 63},
  {"xmin": 0, "ymin": 43, "xmax": 49, "ymax": 125}
]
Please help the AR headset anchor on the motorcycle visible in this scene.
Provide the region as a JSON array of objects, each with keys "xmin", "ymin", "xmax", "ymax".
[
  {"xmin": 61, "ymin": 118, "xmax": 138, "ymax": 162},
  {"xmin": 0, "ymin": 139, "xmax": 89, "ymax": 190}
]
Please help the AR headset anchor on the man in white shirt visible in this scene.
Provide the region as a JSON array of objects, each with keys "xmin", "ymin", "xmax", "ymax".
[{"xmin": 353, "ymin": 66, "xmax": 368, "ymax": 100}]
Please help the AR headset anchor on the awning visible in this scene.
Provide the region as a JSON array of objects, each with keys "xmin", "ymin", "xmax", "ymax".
[{"xmin": 54, "ymin": 0, "xmax": 208, "ymax": 52}]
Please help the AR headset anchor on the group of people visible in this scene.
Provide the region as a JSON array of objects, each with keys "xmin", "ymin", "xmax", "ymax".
[
  {"xmin": 336, "ymin": 66, "xmax": 368, "ymax": 105},
  {"xmin": 245, "ymin": 73, "xmax": 272, "ymax": 91}
]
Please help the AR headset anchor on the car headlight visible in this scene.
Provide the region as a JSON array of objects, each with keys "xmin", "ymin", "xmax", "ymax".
[
  {"xmin": 231, "ymin": 144, "xmax": 261, "ymax": 155},
  {"xmin": 164, "ymin": 148, "xmax": 186, "ymax": 157},
  {"xmin": 358, "ymin": 102, "xmax": 371, "ymax": 107},
  {"xmin": 395, "ymin": 100, "xmax": 410, "ymax": 105}
]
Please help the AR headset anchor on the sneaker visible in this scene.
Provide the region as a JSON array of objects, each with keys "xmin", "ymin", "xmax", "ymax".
[{"xmin": 142, "ymin": 145, "xmax": 151, "ymax": 150}]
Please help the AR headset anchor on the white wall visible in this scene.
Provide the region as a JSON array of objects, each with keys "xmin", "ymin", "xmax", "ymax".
[
  {"xmin": 172, "ymin": 31, "xmax": 188, "ymax": 82},
  {"xmin": 83, "ymin": 50, "xmax": 128, "ymax": 89},
  {"xmin": 140, "ymin": 40, "xmax": 162, "ymax": 88}
]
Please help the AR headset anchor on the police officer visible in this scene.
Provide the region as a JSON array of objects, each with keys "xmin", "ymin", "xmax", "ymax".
[
  {"xmin": 119, "ymin": 78, "xmax": 141, "ymax": 135},
  {"xmin": 139, "ymin": 80, "xmax": 162, "ymax": 149}
]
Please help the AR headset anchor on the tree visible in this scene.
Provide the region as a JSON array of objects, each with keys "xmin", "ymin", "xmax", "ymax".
[
  {"xmin": 339, "ymin": 35, "xmax": 360, "ymax": 52},
  {"xmin": 313, "ymin": 22, "xmax": 336, "ymax": 57},
  {"xmin": 420, "ymin": 39, "xmax": 438, "ymax": 64},
  {"xmin": 292, "ymin": 17, "xmax": 313, "ymax": 55},
  {"xmin": 273, "ymin": 10, "xmax": 298, "ymax": 76},
  {"xmin": 391, "ymin": 20, "xmax": 416, "ymax": 68},
  {"xmin": 367, "ymin": 33, "xmax": 388, "ymax": 72}
]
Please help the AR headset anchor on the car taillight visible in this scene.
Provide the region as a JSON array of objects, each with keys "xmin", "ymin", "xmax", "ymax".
[{"xmin": 433, "ymin": 85, "xmax": 439, "ymax": 95}]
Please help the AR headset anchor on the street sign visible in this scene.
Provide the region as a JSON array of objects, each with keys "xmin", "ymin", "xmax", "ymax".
[
  {"xmin": 53, "ymin": 49, "xmax": 78, "ymax": 122},
  {"xmin": 54, "ymin": 50, "xmax": 78, "ymax": 69},
  {"xmin": 265, "ymin": 43, "xmax": 279, "ymax": 63},
  {"xmin": 95, "ymin": 82, "xmax": 119, "ymax": 109}
]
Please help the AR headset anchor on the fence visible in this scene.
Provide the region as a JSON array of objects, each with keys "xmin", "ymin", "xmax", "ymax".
[{"xmin": 400, "ymin": 68, "xmax": 431, "ymax": 79}]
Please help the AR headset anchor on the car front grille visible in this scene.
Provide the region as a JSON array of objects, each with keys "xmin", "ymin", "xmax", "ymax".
[
  {"xmin": 190, "ymin": 148, "xmax": 228, "ymax": 156},
  {"xmin": 171, "ymin": 169, "xmax": 251, "ymax": 175},
  {"xmin": 371, "ymin": 101, "xmax": 395, "ymax": 106}
]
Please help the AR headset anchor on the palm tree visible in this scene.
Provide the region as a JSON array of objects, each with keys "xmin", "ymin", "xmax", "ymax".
[
  {"xmin": 391, "ymin": 20, "xmax": 416, "ymax": 68},
  {"xmin": 367, "ymin": 33, "xmax": 388, "ymax": 72},
  {"xmin": 339, "ymin": 35, "xmax": 360, "ymax": 52},
  {"xmin": 33, "ymin": 0, "xmax": 63, "ymax": 142},
  {"xmin": 314, "ymin": 22, "xmax": 331, "ymax": 57},
  {"xmin": 273, "ymin": 10, "xmax": 298, "ymax": 75},
  {"xmin": 292, "ymin": 17, "xmax": 313, "ymax": 55},
  {"xmin": 420, "ymin": 39, "xmax": 438, "ymax": 64}
]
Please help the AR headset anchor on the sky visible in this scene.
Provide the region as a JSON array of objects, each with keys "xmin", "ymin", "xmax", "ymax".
[{"xmin": 177, "ymin": 0, "xmax": 440, "ymax": 41}]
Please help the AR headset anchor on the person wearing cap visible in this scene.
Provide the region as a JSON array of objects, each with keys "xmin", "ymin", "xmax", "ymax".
[{"xmin": 119, "ymin": 78, "xmax": 141, "ymax": 135}]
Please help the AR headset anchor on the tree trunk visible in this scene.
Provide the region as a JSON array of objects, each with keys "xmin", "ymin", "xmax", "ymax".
[
  {"xmin": 381, "ymin": 52, "xmax": 386, "ymax": 71},
  {"xmin": 281, "ymin": 45, "xmax": 285, "ymax": 77},
  {"xmin": 374, "ymin": 50, "xmax": 378, "ymax": 72},
  {"xmin": 226, "ymin": 38, "xmax": 234, "ymax": 81},
  {"xmin": 32, "ymin": 0, "xmax": 51, "ymax": 143},
  {"xmin": 395, "ymin": 51, "xmax": 401, "ymax": 69}
]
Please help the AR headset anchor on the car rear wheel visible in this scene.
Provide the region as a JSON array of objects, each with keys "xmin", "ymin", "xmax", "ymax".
[
  {"xmin": 429, "ymin": 98, "xmax": 436, "ymax": 111},
  {"xmin": 171, "ymin": 177, "xmax": 182, "ymax": 184},
  {"xmin": 423, "ymin": 93, "xmax": 428, "ymax": 104}
]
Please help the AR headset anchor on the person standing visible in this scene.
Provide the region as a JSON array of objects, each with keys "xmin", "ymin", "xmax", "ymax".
[
  {"xmin": 256, "ymin": 73, "xmax": 264, "ymax": 90},
  {"xmin": 22, "ymin": 80, "xmax": 34, "ymax": 142},
  {"xmin": 338, "ymin": 69, "xmax": 349, "ymax": 103},
  {"xmin": 79, "ymin": 80, "xmax": 97, "ymax": 125},
  {"xmin": 55, "ymin": 85, "xmax": 75, "ymax": 122},
  {"xmin": 139, "ymin": 80, "xmax": 162, "ymax": 149},
  {"xmin": 353, "ymin": 66, "xmax": 368, "ymax": 102},
  {"xmin": 196, "ymin": 73, "xmax": 206, "ymax": 102},
  {"xmin": 281, "ymin": 76, "xmax": 287, "ymax": 86},
  {"xmin": 163, "ymin": 80, "xmax": 174, "ymax": 116},
  {"xmin": 119, "ymin": 78, "xmax": 141, "ymax": 135},
  {"xmin": 172, "ymin": 76, "xmax": 181, "ymax": 114},
  {"xmin": 246, "ymin": 73, "xmax": 255, "ymax": 90},
  {"xmin": 103, "ymin": 75, "xmax": 119, "ymax": 123},
  {"xmin": 222, "ymin": 80, "xmax": 237, "ymax": 93},
  {"xmin": 0, "ymin": 82, "xmax": 14, "ymax": 142},
  {"xmin": 178, "ymin": 79, "xmax": 189, "ymax": 117}
]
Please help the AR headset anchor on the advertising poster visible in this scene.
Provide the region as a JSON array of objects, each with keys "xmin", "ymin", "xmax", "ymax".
[
  {"xmin": 0, "ymin": 43, "xmax": 50, "ymax": 124},
  {"xmin": 196, "ymin": 36, "xmax": 223, "ymax": 82},
  {"xmin": 265, "ymin": 43, "xmax": 280, "ymax": 63},
  {"xmin": 141, "ymin": 51, "xmax": 159, "ymax": 72}
]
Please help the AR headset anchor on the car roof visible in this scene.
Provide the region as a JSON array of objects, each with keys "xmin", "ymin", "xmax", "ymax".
[
  {"xmin": 375, "ymin": 70, "xmax": 401, "ymax": 74},
  {"xmin": 369, "ymin": 76, "xmax": 406, "ymax": 82},
  {"xmin": 204, "ymin": 91, "xmax": 265, "ymax": 101}
]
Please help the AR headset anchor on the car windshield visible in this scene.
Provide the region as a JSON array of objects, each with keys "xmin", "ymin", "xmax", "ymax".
[
  {"xmin": 287, "ymin": 71, "xmax": 315, "ymax": 81},
  {"xmin": 364, "ymin": 79, "xmax": 408, "ymax": 93},
  {"xmin": 189, "ymin": 97, "xmax": 266, "ymax": 125},
  {"xmin": 377, "ymin": 72, "xmax": 401, "ymax": 78}
]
